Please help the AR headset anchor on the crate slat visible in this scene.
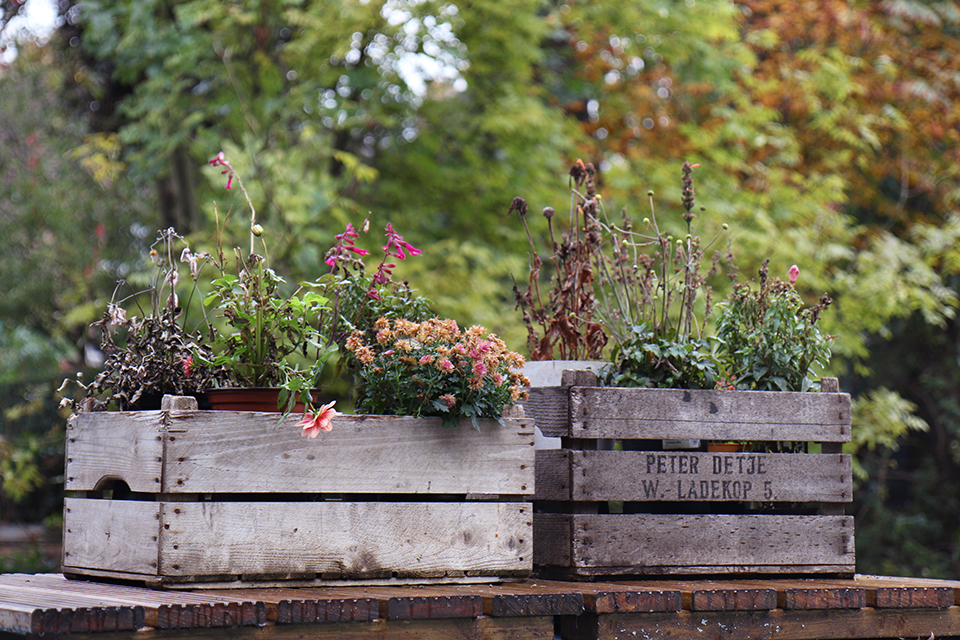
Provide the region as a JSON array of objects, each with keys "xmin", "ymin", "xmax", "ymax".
[
  {"xmin": 536, "ymin": 450, "xmax": 852, "ymax": 502},
  {"xmin": 534, "ymin": 513, "xmax": 855, "ymax": 577},
  {"xmin": 64, "ymin": 498, "xmax": 532, "ymax": 586},
  {"xmin": 67, "ymin": 413, "xmax": 534, "ymax": 496}
]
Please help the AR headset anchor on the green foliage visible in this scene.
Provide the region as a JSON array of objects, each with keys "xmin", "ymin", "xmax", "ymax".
[
  {"xmin": 848, "ymin": 388, "xmax": 929, "ymax": 483},
  {"xmin": 607, "ymin": 325, "xmax": 718, "ymax": 390},
  {"xmin": 324, "ymin": 272, "xmax": 432, "ymax": 352},
  {"xmin": 715, "ymin": 261, "xmax": 833, "ymax": 392},
  {"xmin": 347, "ymin": 318, "xmax": 527, "ymax": 430},
  {"xmin": 204, "ymin": 255, "xmax": 331, "ymax": 412}
]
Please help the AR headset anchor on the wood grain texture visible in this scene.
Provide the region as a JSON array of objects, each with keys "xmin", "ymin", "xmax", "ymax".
[
  {"xmin": 66, "ymin": 412, "xmax": 534, "ymax": 496},
  {"xmin": 851, "ymin": 575, "xmax": 956, "ymax": 608},
  {"xmin": 62, "ymin": 498, "xmax": 160, "ymax": 577},
  {"xmin": 521, "ymin": 387, "xmax": 570, "ymax": 437},
  {"xmin": 157, "ymin": 501, "xmax": 531, "ymax": 582},
  {"xmin": 425, "ymin": 583, "xmax": 585, "ymax": 617},
  {"xmin": 65, "ymin": 412, "xmax": 165, "ymax": 493},
  {"xmin": 593, "ymin": 607, "xmax": 960, "ymax": 640},
  {"xmin": 731, "ymin": 579, "xmax": 866, "ymax": 609},
  {"xmin": 534, "ymin": 514, "xmax": 855, "ymax": 574},
  {"xmin": 0, "ymin": 573, "xmax": 264, "ymax": 629},
  {"xmin": 204, "ymin": 588, "xmax": 378, "ymax": 624},
  {"xmin": 533, "ymin": 450, "xmax": 571, "ymax": 501},
  {"xmin": 317, "ymin": 586, "xmax": 483, "ymax": 620},
  {"xmin": 569, "ymin": 387, "xmax": 851, "ymax": 441},
  {"xmin": 542, "ymin": 450, "xmax": 851, "ymax": 502}
]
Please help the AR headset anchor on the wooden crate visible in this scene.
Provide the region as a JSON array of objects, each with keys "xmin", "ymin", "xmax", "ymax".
[
  {"xmin": 62, "ymin": 404, "xmax": 535, "ymax": 588},
  {"xmin": 525, "ymin": 372, "xmax": 854, "ymax": 579}
]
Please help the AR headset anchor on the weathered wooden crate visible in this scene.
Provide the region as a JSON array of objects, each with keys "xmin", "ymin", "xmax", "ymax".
[
  {"xmin": 525, "ymin": 371, "xmax": 854, "ymax": 579},
  {"xmin": 62, "ymin": 404, "xmax": 535, "ymax": 588}
]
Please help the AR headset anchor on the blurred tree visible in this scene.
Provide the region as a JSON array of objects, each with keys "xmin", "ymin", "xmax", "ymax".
[{"xmin": 0, "ymin": 41, "xmax": 153, "ymax": 526}]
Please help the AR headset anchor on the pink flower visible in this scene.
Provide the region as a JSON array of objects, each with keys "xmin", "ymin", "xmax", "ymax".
[
  {"xmin": 208, "ymin": 151, "xmax": 235, "ymax": 190},
  {"xmin": 325, "ymin": 223, "xmax": 371, "ymax": 267},
  {"xmin": 439, "ymin": 393, "xmax": 457, "ymax": 409},
  {"xmin": 382, "ymin": 223, "xmax": 422, "ymax": 260},
  {"xmin": 438, "ymin": 359, "xmax": 454, "ymax": 372},
  {"xmin": 473, "ymin": 361, "xmax": 488, "ymax": 377},
  {"xmin": 298, "ymin": 401, "xmax": 339, "ymax": 438},
  {"xmin": 182, "ymin": 356, "xmax": 193, "ymax": 379},
  {"xmin": 419, "ymin": 355, "xmax": 435, "ymax": 365},
  {"xmin": 789, "ymin": 264, "xmax": 800, "ymax": 285}
]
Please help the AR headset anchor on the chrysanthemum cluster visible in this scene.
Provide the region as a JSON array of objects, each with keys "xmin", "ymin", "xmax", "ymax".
[{"xmin": 346, "ymin": 318, "xmax": 530, "ymax": 429}]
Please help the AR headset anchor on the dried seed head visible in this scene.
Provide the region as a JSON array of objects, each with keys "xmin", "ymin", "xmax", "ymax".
[{"xmin": 508, "ymin": 197, "xmax": 529, "ymax": 217}]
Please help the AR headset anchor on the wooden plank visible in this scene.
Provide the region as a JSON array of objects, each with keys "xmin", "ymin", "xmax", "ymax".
[
  {"xmin": 165, "ymin": 413, "xmax": 534, "ymax": 495},
  {"xmin": 0, "ymin": 594, "xmax": 141, "ymax": 635},
  {"xmin": 686, "ymin": 583, "xmax": 777, "ymax": 611},
  {"xmin": 0, "ymin": 575, "xmax": 263, "ymax": 629},
  {"xmin": 157, "ymin": 501, "xmax": 531, "ymax": 582},
  {"xmin": 425, "ymin": 582, "xmax": 585, "ymax": 617},
  {"xmin": 732, "ymin": 578, "xmax": 866, "ymax": 609},
  {"xmin": 531, "ymin": 514, "xmax": 572, "ymax": 568},
  {"xmin": 31, "ymin": 616, "xmax": 555, "ymax": 640},
  {"xmin": 62, "ymin": 498, "xmax": 160, "ymax": 577},
  {"xmin": 534, "ymin": 450, "xmax": 570, "ymax": 501},
  {"xmin": 12, "ymin": 574, "xmax": 266, "ymax": 629},
  {"xmin": 521, "ymin": 580, "xmax": 681, "ymax": 614},
  {"xmin": 607, "ymin": 580, "xmax": 776, "ymax": 612},
  {"xmin": 206, "ymin": 588, "xmax": 378, "ymax": 624},
  {"xmin": 67, "ymin": 412, "xmax": 534, "ymax": 496},
  {"xmin": 557, "ymin": 450, "xmax": 852, "ymax": 502},
  {"xmin": 568, "ymin": 387, "xmax": 851, "ymax": 441},
  {"xmin": 593, "ymin": 607, "xmax": 960, "ymax": 640},
  {"xmin": 534, "ymin": 514, "xmax": 855, "ymax": 574},
  {"xmin": 852, "ymin": 575, "xmax": 956, "ymax": 608},
  {"xmin": 319, "ymin": 586, "xmax": 483, "ymax": 620},
  {"xmin": 65, "ymin": 411, "xmax": 165, "ymax": 493},
  {"xmin": 522, "ymin": 387, "xmax": 571, "ymax": 437}
]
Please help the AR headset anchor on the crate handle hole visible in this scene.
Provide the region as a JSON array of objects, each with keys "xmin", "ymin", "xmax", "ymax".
[{"xmin": 92, "ymin": 476, "xmax": 132, "ymax": 499}]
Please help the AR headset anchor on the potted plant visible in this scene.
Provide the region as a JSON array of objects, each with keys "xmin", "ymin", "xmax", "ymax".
[
  {"xmin": 59, "ymin": 228, "xmax": 224, "ymax": 411},
  {"xmin": 197, "ymin": 152, "xmax": 334, "ymax": 415},
  {"xmin": 345, "ymin": 317, "xmax": 530, "ymax": 430}
]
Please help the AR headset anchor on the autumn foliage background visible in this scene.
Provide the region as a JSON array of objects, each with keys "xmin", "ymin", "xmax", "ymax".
[{"xmin": 2, "ymin": 0, "xmax": 960, "ymax": 576}]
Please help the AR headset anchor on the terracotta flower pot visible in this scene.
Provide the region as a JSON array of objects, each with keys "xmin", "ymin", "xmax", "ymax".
[
  {"xmin": 206, "ymin": 387, "xmax": 318, "ymax": 413},
  {"xmin": 706, "ymin": 442, "xmax": 742, "ymax": 453}
]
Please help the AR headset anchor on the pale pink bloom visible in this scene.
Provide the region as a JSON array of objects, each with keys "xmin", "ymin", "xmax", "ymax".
[
  {"xmin": 208, "ymin": 151, "xmax": 235, "ymax": 189},
  {"xmin": 473, "ymin": 361, "xmax": 488, "ymax": 377},
  {"xmin": 439, "ymin": 393, "xmax": 457, "ymax": 409},
  {"xmin": 298, "ymin": 401, "xmax": 339, "ymax": 438},
  {"xmin": 106, "ymin": 303, "xmax": 126, "ymax": 328},
  {"xmin": 789, "ymin": 264, "xmax": 800, "ymax": 285},
  {"xmin": 419, "ymin": 355, "xmax": 434, "ymax": 365},
  {"xmin": 182, "ymin": 356, "xmax": 193, "ymax": 379},
  {"xmin": 438, "ymin": 359, "xmax": 454, "ymax": 372}
]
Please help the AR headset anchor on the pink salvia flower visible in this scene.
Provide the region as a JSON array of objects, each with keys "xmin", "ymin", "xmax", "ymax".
[
  {"xmin": 789, "ymin": 264, "xmax": 800, "ymax": 285},
  {"xmin": 382, "ymin": 222, "xmax": 422, "ymax": 260},
  {"xmin": 298, "ymin": 401, "xmax": 339, "ymax": 438}
]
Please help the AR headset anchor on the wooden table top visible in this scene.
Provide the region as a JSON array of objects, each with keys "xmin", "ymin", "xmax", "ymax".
[{"xmin": 2, "ymin": 573, "xmax": 959, "ymax": 639}]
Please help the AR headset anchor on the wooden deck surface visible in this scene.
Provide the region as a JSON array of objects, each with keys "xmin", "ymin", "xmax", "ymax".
[{"xmin": 1, "ymin": 573, "xmax": 959, "ymax": 639}]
